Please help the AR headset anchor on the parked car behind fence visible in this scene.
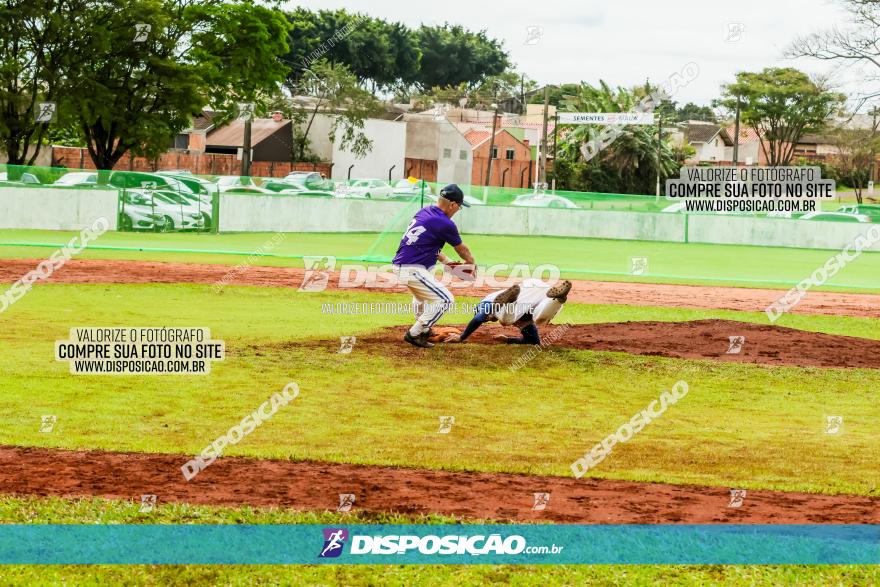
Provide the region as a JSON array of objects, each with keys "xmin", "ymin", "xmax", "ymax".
[{"xmin": 118, "ymin": 189, "xmax": 205, "ymax": 232}]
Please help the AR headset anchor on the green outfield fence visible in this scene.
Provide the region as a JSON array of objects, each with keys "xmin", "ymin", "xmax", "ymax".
[
  {"xmin": 2, "ymin": 163, "xmax": 880, "ymax": 291},
  {"xmin": 0, "ymin": 163, "xmax": 667, "ymax": 212},
  {"xmin": 0, "ymin": 162, "xmax": 677, "ymax": 237},
  {"xmin": 0, "ymin": 165, "xmax": 868, "ymax": 230}
]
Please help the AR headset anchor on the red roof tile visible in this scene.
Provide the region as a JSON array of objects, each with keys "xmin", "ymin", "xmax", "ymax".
[
  {"xmin": 725, "ymin": 125, "xmax": 761, "ymax": 143},
  {"xmin": 463, "ymin": 129, "xmax": 491, "ymax": 146}
]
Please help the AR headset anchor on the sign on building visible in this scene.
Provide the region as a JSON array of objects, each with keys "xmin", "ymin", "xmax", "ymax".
[{"xmin": 557, "ymin": 112, "xmax": 655, "ymax": 125}]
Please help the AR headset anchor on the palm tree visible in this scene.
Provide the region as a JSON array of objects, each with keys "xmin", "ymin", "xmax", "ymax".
[{"xmin": 555, "ymin": 81, "xmax": 680, "ymax": 194}]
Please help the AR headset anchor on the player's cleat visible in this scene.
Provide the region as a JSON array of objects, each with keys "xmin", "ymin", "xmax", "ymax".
[
  {"xmin": 404, "ymin": 330, "xmax": 435, "ymax": 348},
  {"xmin": 547, "ymin": 280, "xmax": 572, "ymax": 303},
  {"xmin": 494, "ymin": 284, "xmax": 521, "ymax": 306}
]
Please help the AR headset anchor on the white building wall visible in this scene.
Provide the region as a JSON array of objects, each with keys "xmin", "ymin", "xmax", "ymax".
[
  {"xmin": 437, "ymin": 121, "xmax": 473, "ymax": 185},
  {"xmin": 722, "ymin": 142, "xmax": 761, "ymax": 165},
  {"xmin": 299, "ymin": 114, "xmax": 334, "ymax": 161},
  {"xmin": 331, "ymin": 118, "xmax": 406, "ymax": 181},
  {"xmin": 695, "ymin": 138, "xmax": 727, "ymax": 162},
  {"xmin": 403, "ymin": 115, "xmax": 439, "ymax": 160}
]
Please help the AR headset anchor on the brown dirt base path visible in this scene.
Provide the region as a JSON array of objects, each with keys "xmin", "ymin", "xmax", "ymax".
[
  {"xmin": 2, "ymin": 258, "xmax": 880, "ymax": 318},
  {"xmin": 1, "ymin": 446, "xmax": 877, "ymax": 524},
  {"xmin": 361, "ymin": 320, "xmax": 880, "ymax": 369}
]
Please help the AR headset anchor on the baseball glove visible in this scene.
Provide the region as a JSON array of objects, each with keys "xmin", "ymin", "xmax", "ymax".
[
  {"xmin": 426, "ymin": 326, "xmax": 461, "ymax": 343},
  {"xmin": 445, "ymin": 262, "xmax": 477, "ymax": 281}
]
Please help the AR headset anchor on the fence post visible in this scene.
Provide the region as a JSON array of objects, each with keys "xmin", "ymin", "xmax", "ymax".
[{"xmin": 211, "ymin": 189, "xmax": 220, "ymax": 235}]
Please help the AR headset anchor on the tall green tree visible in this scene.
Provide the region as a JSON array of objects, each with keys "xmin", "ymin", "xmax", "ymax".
[
  {"xmin": 634, "ymin": 81, "xmax": 676, "ymax": 121},
  {"xmin": 675, "ymin": 102, "xmax": 718, "ymax": 123},
  {"xmin": 385, "ymin": 21, "xmax": 421, "ymax": 89},
  {"xmin": 283, "ymin": 6, "xmax": 326, "ymax": 74},
  {"xmin": 471, "ymin": 70, "xmax": 536, "ymax": 112},
  {"xmin": 553, "ymin": 81, "xmax": 680, "ymax": 194},
  {"xmin": 283, "ymin": 9, "xmax": 420, "ymax": 93},
  {"xmin": 271, "ymin": 59, "xmax": 380, "ymax": 162},
  {"xmin": 0, "ymin": 0, "xmax": 106, "ymax": 168},
  {"xmin": 344, "ymin": 16, "xmax": 396, "ymax": 92},
  {"xmin": 719, "ymin": 68, "xmax": 843, "ymax": 166},
  {"xmin": 410, "ymin": 69, "xmax": 536, "ymax": 114},
  {"xmin": 528, "ymin": 83, "xmax": 581, "ymax": 108},
  {"xmin": 788, "ymin": 0, "xmax": 880, "ymax": 102},
  {"xmin": 829, "ymin": 123, "xmax": 880, "ymax": 203},
  {"xmin": 69, "ymin": 0, "xmax": 290, "ymax": 172},
  {"xmin": 283, "ymin": 11, "xmax": 507, "ymax": 95},
  {"xmin": 414, "ymin": 24, "xmax": 508, "ymax": 91},
  {"xmin": 72, "ymin": 0, "xmax": 194, "ymax": 172},
  {"xmin": 191, "ymin": 3, "xmax": 292, "ymax": 117}
]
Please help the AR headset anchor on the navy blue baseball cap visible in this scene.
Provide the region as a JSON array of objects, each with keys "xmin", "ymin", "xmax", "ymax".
[{"xmin": 439, "ymin": 184, "xmax": 470, "ymax": 207}]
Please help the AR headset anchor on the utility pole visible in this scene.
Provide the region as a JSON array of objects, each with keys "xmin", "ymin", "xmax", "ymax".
[
  {"xmin": 240, "ymin": 103, "xmax": 254, "ymax": 177},
  {"xmin": 484, "ymin": 95, "xmax": 499, "ymax": 198},
  {"xmin": 539, "ymin": 85, "xmax": 550, "ymax": 188},
  {"xmin": 655, "ymin": 115, "xmax": 662, "ymax": 201},
  {"xmin": 870, "ymin": 107, "xmax": 879, "ymax": 187},
  {"xmin": 552, "ymin": 114, "xmax": 559, "ymax": 162},
  {"xmin": 241, "ymin": 119, "xmax": 252, "ymax": 177},
  {"xmin": 732, "ymin": 95, "xmax": 741, "ymax": 165}
]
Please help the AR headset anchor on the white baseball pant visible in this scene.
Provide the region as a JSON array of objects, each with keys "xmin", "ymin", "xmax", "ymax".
[
  {"xmin": 394, "ymin": 265, "xmax": 454, "ymax": 337},
  {"xmin": 496, "ymin": 296, "xmax": 563, "ymax": 326},
  {"xmin": 492, "ymin": 278, "xmax": 563, "ymax": 326}
]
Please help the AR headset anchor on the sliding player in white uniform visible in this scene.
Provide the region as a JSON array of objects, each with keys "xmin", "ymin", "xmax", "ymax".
[{"xmin": 447, "ymin": 278, "xmax": 572, "ymax": 344}]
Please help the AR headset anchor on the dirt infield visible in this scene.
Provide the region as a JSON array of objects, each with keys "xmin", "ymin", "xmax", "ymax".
[
  {"xmin": 1, "ymin": 446, "xmax": 876, "ymax": 524},
  {"xmin": 2, "ymin": 258, "xmax": 880, "ymax": 318},
  {"xmin": 361, "ymin": 320, "xmax": 880, "ymax": 369}
]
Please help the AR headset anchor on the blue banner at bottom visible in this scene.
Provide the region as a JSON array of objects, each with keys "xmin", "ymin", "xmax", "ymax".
[{"xmin": 0, "ymin": 525, "xmax": 877, "ymax": 565}]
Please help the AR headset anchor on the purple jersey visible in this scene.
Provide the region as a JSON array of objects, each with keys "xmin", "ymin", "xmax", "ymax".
[{"xmin": 392, "ymin": 206, "xmax": 462, "ymax": 269}]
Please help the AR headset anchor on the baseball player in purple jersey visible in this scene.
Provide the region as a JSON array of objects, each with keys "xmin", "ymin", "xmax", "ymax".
[{"xmin": 393, "ymin": 184, "xmax": 475, "ymax": 348}]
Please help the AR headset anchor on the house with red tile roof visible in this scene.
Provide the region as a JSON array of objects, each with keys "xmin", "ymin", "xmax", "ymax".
[
  {"xmin": 673, "ymin": 121, "xmax": 766, "ymax": 165},
  {"xmin": 465, "ymin": 125, "xmax": 533, "ymax": 188}
]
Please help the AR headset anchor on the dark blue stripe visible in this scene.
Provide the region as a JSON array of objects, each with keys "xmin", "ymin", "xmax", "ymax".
[{"xmin": 413, "ymin": 272, "xmax": 452, "ymax": 327}]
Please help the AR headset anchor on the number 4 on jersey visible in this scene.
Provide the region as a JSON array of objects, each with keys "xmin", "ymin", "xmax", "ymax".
[{"xmin": 404, "ymin": 220, "xmax": 426, "ymax": 245}]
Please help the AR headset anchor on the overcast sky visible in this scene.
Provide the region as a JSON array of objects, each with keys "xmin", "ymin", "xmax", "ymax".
[{"xmin": 287, "ymin": 0, "xmax": 871, "ymax": 108}]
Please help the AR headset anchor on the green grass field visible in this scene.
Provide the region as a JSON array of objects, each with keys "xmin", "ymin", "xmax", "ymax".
[
  {"xmin": 2, "ymin": 284, "xmax": 877, "ymax": 496},
  {"xmin": 1, "ymin": 233, "xmax": 878, "ymax": 584},
  {"xmin": 2, "ymin": 228, "xmax": 880, "ymax": 291}
]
